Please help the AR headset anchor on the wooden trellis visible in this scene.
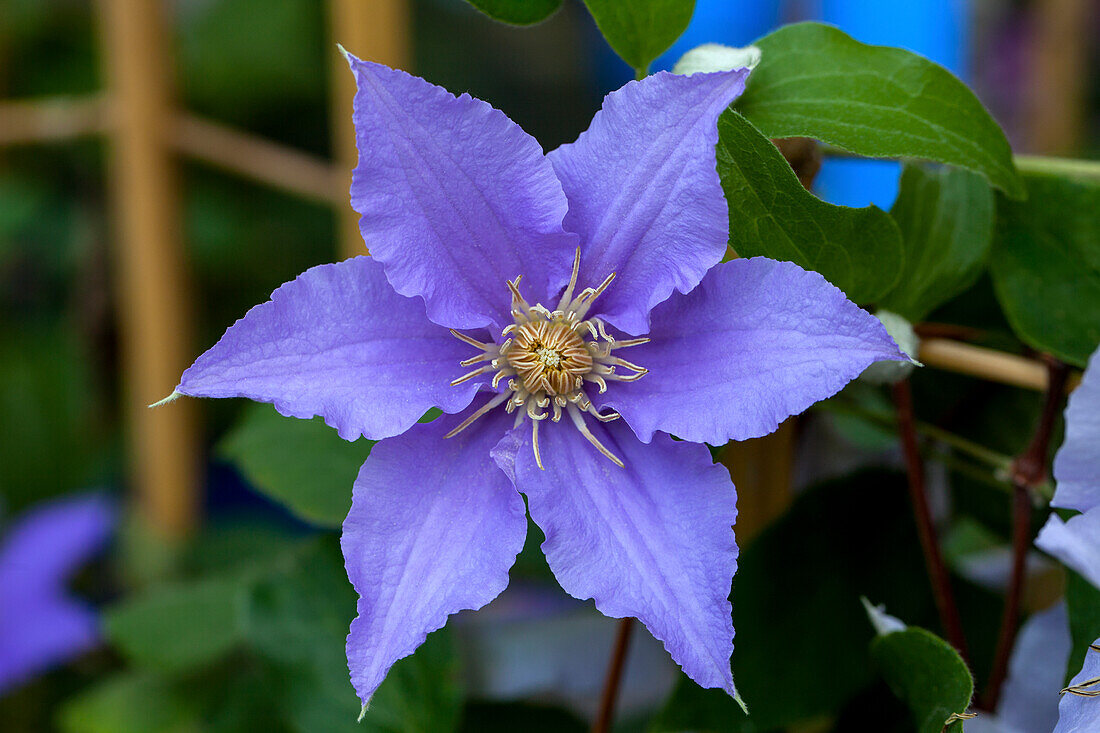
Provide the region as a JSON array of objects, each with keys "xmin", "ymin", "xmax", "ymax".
[
  {"xmin": 0, "ymin": 0, "xmax": 1070, "ymax": 539},
  {"xmin": 1, "ymin": 0, "xmax": 408, "ymax": 538}
]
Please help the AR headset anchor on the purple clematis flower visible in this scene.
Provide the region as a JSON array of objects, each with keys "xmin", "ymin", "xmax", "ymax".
[
  {"xmin": 0, "ymin": 494, "xmax": 114, "ymax": 696},
  {"xmin": 1036, "ymin": 346, "xmax": 1100, "ymax": 589},
  {"xmin": 171, "ymin": 57, "xmax": 906, "ymax": 706}
]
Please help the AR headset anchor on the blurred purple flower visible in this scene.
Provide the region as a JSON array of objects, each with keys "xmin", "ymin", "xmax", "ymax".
[
  {"xmin": 965, "ymin": 603, "xmax": 1069, "ymax": 733},
  {"xmin": 1036, "ymin": 346, "xmax": 1100, "ymax": 588},
  {"xmin": 173, "ymin": 58, "xmax": 904, "ymax": 706},
  {"xmin": 0, "ymin": 494, "xmax": 114, "ymax": 696}
]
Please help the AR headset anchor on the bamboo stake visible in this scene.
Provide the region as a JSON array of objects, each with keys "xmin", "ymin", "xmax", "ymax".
[
  {"xmin": 0, "ymin": 96, "xmax": 108, "ymax": 144},
  {"xmin": 719, "ymin": 421, "xmax": 795, "ymax": 545},
  {"xmin": 327, "ymin": 0, "xmax": 410, "ymax": 259},
  {"xmin": 96, "ymin": 0, "xmax": 199, "ymax": 538},
  {"xmin": 173, "ymin": 113, "xmax": 342, "ymax": 205},
  {"xmin": 918, "ymin": 338, "xmax": 1080, "ymax": 393}
]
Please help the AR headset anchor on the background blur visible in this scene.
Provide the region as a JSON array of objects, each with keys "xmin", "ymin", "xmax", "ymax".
[{"xmin": 0, "ymin": 0, "xmax": 1097, "ymax": 731}]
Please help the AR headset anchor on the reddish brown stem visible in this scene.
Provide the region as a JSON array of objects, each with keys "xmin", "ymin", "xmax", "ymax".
[
  {"xmin": 912, "ymin": 322, "xmax": 984, "ymax": 342},
  {"xmin": 982, "ymin": 358, "xmax": 1070, "ymax": 710},
  {"xmin": 892, "ymin": 379, "xmax": 971, "ymax": 664},
  {"xmin": 592, "ymin": 617, "xmax": 635, "ymax": 733}
]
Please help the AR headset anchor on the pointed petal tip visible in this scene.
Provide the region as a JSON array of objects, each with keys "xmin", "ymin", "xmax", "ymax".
[
  {"xmin": 336, "ymin": 43, "xmax": 353, "ymax": 66},
  {"xmin": 732, "ymin": 686, "xmax": 749, "ymax": 715},
  {"xmin": 147, "ymin": 390, "xmax": 182, "ymax": 408},
  {"xmin": 357, "ymin": 699, "xmax": 370, "ymax": 722},
  {"xmin": 861, "ymin": 596, "xmax": 907, "ymax": 636}
]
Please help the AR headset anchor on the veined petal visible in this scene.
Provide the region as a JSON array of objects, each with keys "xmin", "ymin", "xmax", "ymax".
[
  {"xmin": 347, "ymin": 56, "xmax": 577, "ymax": 331},
  {"xmin": 177, "ymin": 257, "xmax": 478, "ymax": 442},
  {"xmin": 548, "ymin": 69, "xmax": 750, "ymax": 336},
  {"xmin": 1036, "ymin": 510, "xmax": 1100, "ymax": 590},
  {"xmin": 600, "ymin": 258, "xmax": 907, "ymax": 445},
  {"xmin": 1055, "ymin": 635, "xmax": 1100, "ymax": 733},
  {"xmin": 342, "ymin": 410, "xmax": 526, "ymax": 705},
  {"xmin": 508, "ymin": 419, "xmax": 740, "ymax": 698},
  {"xmin": 1051, "ymin": 346, "xmax": 1100, "ymax": 513}
]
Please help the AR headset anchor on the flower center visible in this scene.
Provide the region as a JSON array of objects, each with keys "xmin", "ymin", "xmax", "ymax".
[
  {"xmin": 509, "ymin": 320, "xmax": 593, "ymax": 396},
  {"xmin": 536, "ymin": 347, "xmax": 560, "ymax": 367},
  {"xmin": 445, "ymin": 249, "xmax": 649, "ymax": 470}
]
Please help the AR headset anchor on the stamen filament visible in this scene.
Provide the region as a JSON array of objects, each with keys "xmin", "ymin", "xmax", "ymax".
[
  {"xmin": 610, "ymin": 337, "xmax": 650, "ymax": 349},
  {"xmin": 585, "ymin": 403, "xmax": 620, "ymax": 422},
  {"xmin": 594, "ymin": 319, "xmax": 614, "ymax": 343},
  {"xmin": 449, "ymin": 329, "xmax": 491, "ymax": 350},
  {"xmin": 451, "ymin": 364, "xmax": 496, "ymax": 386},
  {"xmin": 608, "ymin": 356, "xmax": 646, "ymax": 372},
  {"xmin": 567, "ymin": 404, "xmax": 624, "ymax": 468},
  {"xmin": 444, "ymin": 392, "xmax": 510, "ymax": 438},
  {"xmin": 584, "ymin": 373, "xmax": 609, "ymax": 394},
  {"xmin": 1062, "ymin": 676, "xmax": 1100, "ymax": 697},
  {"xmin": 460, "ymin": 352, "xmax": 495, "ymax": 367},
  {"xmin": 532, "ymin": 419, "xmax": 544, "ymax": 470},
  {"xmin": 556, "ymin": 248, "xmax": 583, "ymax": 312},
  {"xmin": 507, "ymin": 277, "xmax": 535, "ymax": 320},
  {"xmin": 603, "ymin": 369, "xmax": 648, "ymax": 383}
]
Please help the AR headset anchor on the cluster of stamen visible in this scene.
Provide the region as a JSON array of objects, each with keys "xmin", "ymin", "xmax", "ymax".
[{"xmin": 445, "ymin": 249, "xmax": 649, "ymax": 469}]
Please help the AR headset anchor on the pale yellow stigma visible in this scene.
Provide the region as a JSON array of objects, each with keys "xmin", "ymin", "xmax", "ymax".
[
  {"xmin": 536, "ymin": 347, "xmax": 561, "ymax": 368},
  {"xmin": 445, "ymin": 248, "xmax": 651, "ymax": 470}
]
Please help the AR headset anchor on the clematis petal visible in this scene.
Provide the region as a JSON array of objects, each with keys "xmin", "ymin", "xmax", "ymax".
[
  {"xmin": 1055, "ymin": 636, "xmax": 1100, "ymax": 733},
  {"xmin": 996, "ymin": 602, "xmax": 1069, "ymax": 733},
  {"xmin": 508, "ymin": 419, "xmax": 740, "ymax": 698},
  {"xmin": 0, "ymin": 494, "xmax": 114, "ymax": 599},
  {"xmin": 1036, "ymin": 510, "xmax": 1100, "ymax": 590},
  {"xmin": 347, "ymin": 56, "xmax": 577, "ymax": 331},
  {"xmin": 177, "ymin": 257, "xmax": 478, "ymax": 442},
  {"xmin": 548, "ymin": 69, "xmax": 750, "ymax": 336},
  {"xmin": 342, "ymin": 409, "xmax": 526, "ymax": 704},
  {"xmin": 1050, "ymin": 346, "xmax": 1100, "ymax": 513},
  {"xmin": 0, "ymin": 599, "xmax": 100, "ymax": 695},
  {"xmin": 599, "ymin": 258, "xmax": 907, "ymax": 445},
  {"xmin": 0, "ymin": 494, "xmax": 114, "ymax": 695}
]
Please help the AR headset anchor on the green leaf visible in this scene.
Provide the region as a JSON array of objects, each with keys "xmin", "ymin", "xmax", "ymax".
[
  {"xmin": 366, "ymin": 630, "xmax": 462, "ymax": 733},
  {"xmin": 880, "ymin": 164, "xmax": 995, "ymax": 321},
  {"xmin": 739, "ymin": 22, "xmax": 1024, "ymax": 198},
  {"xmin": 58, "ymin": 673, "xmax": 197, "ymax": 733},
  {"xmin": 246, "ymin": 539, "xmax": 462, "ymax": 733},
  {"xmin": 989, "ymin": 172, "xmax": 1100, "ymax": 367},
  {"xmin": 219, "ymin": 402, "xmax": 371, "ymax": 527},
  {"xmin": 1066, "ymin": 568, "xmax": 1100, "ymax": 685},
  {"xmin": 871, "ymin": 628, "xmax": 974, "ymax": 733},
  {"xmin": 106, "ymin": 577, "xmax": 246, "ymax": 673},
  {"xmin": 652, "ymin": 469, "xmax": 935, "ymax": 731},
  {"xmin": 582, "ymin": 0, "xmax": 695, "ymax": 77},
  {"xmin": 717, "ymin": 109, "xmax": 904, "ymax": 303},
  {"xmin": 102, "ymin": 538, "xmax": 462, "ymax": 732},
  {"xmin": 463, "ymin": 0, "xmax": 562, "ymax": 25}
]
